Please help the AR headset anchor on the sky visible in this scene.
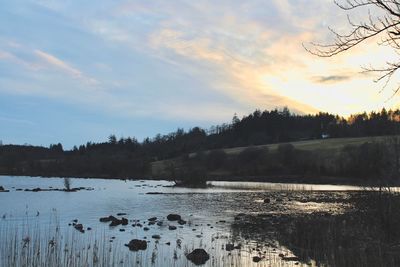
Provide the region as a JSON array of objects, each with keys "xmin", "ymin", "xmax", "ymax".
[{"xmin": 1, "ymin": 0, "xmax": 399, "ymax": 148}]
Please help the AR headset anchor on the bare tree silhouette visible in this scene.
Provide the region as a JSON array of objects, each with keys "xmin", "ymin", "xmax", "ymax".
[{"xmin": 305, "ymin": 0, "xmax": 400, "ymax": 96}]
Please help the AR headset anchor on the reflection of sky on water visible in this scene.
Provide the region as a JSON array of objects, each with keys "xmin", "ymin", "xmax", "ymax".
[{"xmin": 0, "ymin": 176, "xmax": 355, "ymax": 266}]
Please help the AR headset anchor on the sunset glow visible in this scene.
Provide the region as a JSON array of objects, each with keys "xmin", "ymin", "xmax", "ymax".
[{"xmin": 1, "ymin": 0, "xmax": 399, "ymax": 146}]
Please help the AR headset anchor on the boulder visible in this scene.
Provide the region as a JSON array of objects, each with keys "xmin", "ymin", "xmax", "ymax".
[
  {"xmin": 169, "ymin": 225, "xmax": 177, "ymax": 230},
  {"xmin": 167, "ymin": 214, "xmax": 181, "ymax": 221},
  {"xmin": 125, "ymin": 239, "xmax": 147, "ymax": 251},
  {"xmin": 148, "ymin": 217, "xmax": 157, "ymax": 222},
  {"xmin": 186, "ymin": 249, "xmax": 210, "ymax": 265},
  {"xmin": 264, "ymin": 198, "xmax": 271, "ymax": 203},
  {"xmin": 152, "ymin": 235, "xmax": 161, "ymax": 239}
]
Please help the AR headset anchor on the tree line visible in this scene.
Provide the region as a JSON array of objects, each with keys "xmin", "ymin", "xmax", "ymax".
[{"xmin": 0, "ymin": 107, "xmax": 399, "ymax": 181}]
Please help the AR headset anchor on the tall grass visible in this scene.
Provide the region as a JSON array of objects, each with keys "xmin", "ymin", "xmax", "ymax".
[
  {"xmin": 64, "ymin": 178, "xmax": 71, "ymax": 191},
  {"xmin": 0, "ymin": 217, "xmax": 309, "ymax": 267}
]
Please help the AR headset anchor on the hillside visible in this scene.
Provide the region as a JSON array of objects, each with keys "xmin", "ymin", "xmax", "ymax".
[{"xmin": 151, "ymin": 135, "xmax": 399, "ymax": 185}]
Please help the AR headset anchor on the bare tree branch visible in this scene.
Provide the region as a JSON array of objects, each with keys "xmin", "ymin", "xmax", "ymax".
[{"xmin": 305, "ymin": 0, "xmax": 400, "ymax": 96}]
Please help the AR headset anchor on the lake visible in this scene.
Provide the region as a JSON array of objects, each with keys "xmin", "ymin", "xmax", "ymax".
[{"xmin": 0, "ymin": 176, "xmax": 374, "ymax": 266}]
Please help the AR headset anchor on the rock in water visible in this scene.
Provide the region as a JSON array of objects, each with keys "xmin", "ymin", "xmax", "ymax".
[
  {"xmin": 225, "ymin": 244, "xmax": 235, "ymax": 251},
  {"xmin": 121, "ymin": 217, "xmax": 128, "ymax": 225},
  {"xmin": 167, "ymin": 214, "xmax": 181, "ymax": 221},
  {"xmin": 186, "ymin": 249, "xmax": 210, "ymax": 265},
  {"xmin": 74, "ymin": 224, "xmax": 85, "ymax": 233},
  {"xmin": 264, "ymin": 198, "xmax": 270, "ymax": 203},
  {"xmin": 178, "ymin": 219, "xmax": 187, "ymax": 225},
  {"xmin": 253, "ymin": 256, "xmax": 262, "ymax": 262},
  {"xmin": 99, "ymin": 215, "xmax": 117, "ymax": 223},
  {"xmin": 125, "ymin": 239, "xmax": 147, "ymax": 251}
]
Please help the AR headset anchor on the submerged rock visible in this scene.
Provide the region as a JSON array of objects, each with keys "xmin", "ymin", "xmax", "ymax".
[
  {"xmin": 264, "ymin": 198, "xmax": 271, "ymax": 203},
  {"xmin": 225, "ymin": 244, "xmax": 235, "ymax": 251},
  {"xmin": 169, "ymin": 225, "xmax": 177, "ymax": 230},
  {"xmin": 252, "ymin": 256, "xmax": 262, "ymax": 263},
  {"xmin": 178, "ymin": 219, "xmax": 187, "ymax": 225},
  {"xmin": 167, "ymin": 214, "xmax": 181, "ymax": 221},
  {"xmin": 186, "ymin": 249, "xmax": 210, "ymax": 265},
  {"xmin": 125, "ymin": 239, "xmax": 147, "ymax": 251}
]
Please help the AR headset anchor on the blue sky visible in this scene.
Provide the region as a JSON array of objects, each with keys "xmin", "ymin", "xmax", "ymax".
[{"xmin": 1, "ymin": 0, "xmax": 398, "ymax": 148}]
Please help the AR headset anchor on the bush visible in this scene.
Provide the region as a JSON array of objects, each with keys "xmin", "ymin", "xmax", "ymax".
[
  {"xmin": 235, "ymin": 147, "xmax": 268, "ymax": 175},
  {"xmin": 205, "ymin": 149, "xmax": 227, "ymax": 170}
]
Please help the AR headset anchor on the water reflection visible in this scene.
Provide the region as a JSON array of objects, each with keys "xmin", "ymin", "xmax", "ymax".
[{"xmin": 0, "ymin": 176, "xmax": 392, "ymax": 266}]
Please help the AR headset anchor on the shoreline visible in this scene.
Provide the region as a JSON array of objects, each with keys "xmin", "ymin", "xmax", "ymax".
[{"xmin": 0, "ymin": 173, "xmax": 395, "ymax": 188}]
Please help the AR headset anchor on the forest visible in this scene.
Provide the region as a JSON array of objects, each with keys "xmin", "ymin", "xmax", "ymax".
[{"xmin": 1, "ymin": 107, "xmax": 400, "ymax": 185}]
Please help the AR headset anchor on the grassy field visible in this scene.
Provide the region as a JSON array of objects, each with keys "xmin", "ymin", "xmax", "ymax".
[
  {"xmin": 216, "ymin": 136, "xmax": 384, "ymax": 155},
  {"xmin": 151, "ymin": 135, "xmax": 395, "ymax": 181}
]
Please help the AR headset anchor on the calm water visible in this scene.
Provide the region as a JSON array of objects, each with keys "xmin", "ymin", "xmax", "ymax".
[{"xmin": 0, "ymin": 176, "xmax": 360, "ymax": 267}]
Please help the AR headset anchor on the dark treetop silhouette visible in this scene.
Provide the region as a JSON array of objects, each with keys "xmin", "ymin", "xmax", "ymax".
[{"xmin": 1, "ymin": 108, "xmax": 400, "ymax": 185}]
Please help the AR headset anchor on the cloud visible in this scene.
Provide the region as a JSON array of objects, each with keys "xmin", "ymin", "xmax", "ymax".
[
  {"xmin": 312, "ymin": 75, "xmax": 352, "ymax": 84},
  {"xmin": 2, "ymin": 0, "xmax": 397, "ymax": 125},
  {"xmin": 34, "ymin": 50, "xmax": 99, "ymax": 86},
  {"xmin": 0, "ymin": 49, "xmax": 41, "ymax": 71}
]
